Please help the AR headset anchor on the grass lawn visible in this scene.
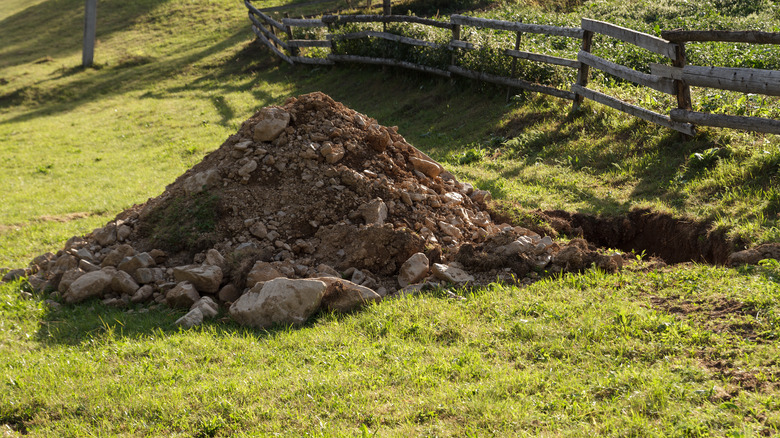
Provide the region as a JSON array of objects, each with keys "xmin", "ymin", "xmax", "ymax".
[{"xmin": 0, "ymin": 0, "xmax": 779, "ymax": 435}]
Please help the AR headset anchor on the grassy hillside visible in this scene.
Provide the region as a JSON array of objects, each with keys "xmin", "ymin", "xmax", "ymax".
[{"xmin": 0, "ymin": 0, "xmax": 779, "ymax": 436}]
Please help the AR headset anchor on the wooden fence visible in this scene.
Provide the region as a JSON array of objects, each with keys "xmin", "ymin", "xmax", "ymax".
[{"xmin": 245, "ymin": 0, "xmax": 780, "ymax": 136}]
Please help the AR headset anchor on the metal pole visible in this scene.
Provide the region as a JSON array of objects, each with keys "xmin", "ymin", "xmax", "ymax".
[{"xmin": 83, "ymin": 0, "xmax": 97, "ymax": 67}]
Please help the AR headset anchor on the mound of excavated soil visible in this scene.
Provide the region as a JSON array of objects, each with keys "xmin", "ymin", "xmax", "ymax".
[{"xmin": 10, "ymin": 93, "xmax": 624, "ymax": 327}]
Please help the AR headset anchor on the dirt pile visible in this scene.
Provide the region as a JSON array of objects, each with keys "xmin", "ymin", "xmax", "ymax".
[{"xmin": 12, "ymin": 92, "xmax": 622, "ymax": 328}]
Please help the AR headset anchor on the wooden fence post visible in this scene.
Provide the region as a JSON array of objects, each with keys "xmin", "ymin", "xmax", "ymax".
[
  {"xmin": 82, "ymin": 0, "xmax": 97, "ymax": 67},
  {"xmin": 673, "ymin": 41, "xmax": 694, "ymax": 136},
  {"xmin": 284, "ymin": 13, "xmax": 298, "ymax": 56},
  {"xmin": 571, "ymin": 28, "xmax": 593, "ymax": 111},
  {"xmin": 383, "ymin": 0, "xmax": 391, "ymax": 15},
  {"xmin": 506, "ymin": 30, "xmax": 522, "ymax": 102},
  {"xmin": 451, "ymin": 24, "xmax": 461, "ymax": 70}
]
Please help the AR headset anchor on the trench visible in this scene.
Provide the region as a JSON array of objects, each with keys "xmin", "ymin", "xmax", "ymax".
[{"xmin": 494, "ymin": 207, "xmax": 743, "ymax": 265}]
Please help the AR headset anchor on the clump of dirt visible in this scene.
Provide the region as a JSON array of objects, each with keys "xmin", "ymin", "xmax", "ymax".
[{"xmin": 14, "ymin": 92, "xmax": 623, "ymax": 316}]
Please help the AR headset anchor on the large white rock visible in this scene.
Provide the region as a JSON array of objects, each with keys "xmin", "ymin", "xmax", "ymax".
[
  {"xmin": 398, "ymin": 252, "xmax": 429, "ymax": 287},
  {"xmin": 173, "ymin": 264, "xmax": 223, "ymax": 294},
  {"xmin": 229, "ymin": 278, "xmax": 327, "ymax": 329},
  {"xmin": 64, "ymin": 270, "xmax": 112, "ymax": 303},
  {"xmin": 357, "ymin": 198, "xmax": 388, "ymax": 225},
  {"xmin": 253, "ymin": 107, "xmax": 290, "ymax": 142}
]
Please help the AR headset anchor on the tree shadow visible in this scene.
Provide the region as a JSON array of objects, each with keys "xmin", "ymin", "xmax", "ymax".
[{"xmin": 0, "ymin": 0, "xmax": 173, "ymax": 70}]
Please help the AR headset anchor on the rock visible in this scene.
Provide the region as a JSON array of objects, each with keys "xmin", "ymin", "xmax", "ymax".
[
  {"xmin": 217, "ymin": 284, "xmax": 241, "ymax": 303},
  {"xmin": 470, "ymin": 190, "xmax": 492, "ymax": 205},
  {"xmin": 316, "ymin": 264, "xmax": 340, "ymax": 278},
  {"xmin": 110, "ymin": 270, "xmax": 140, "ymax": 296},
  {"xmin": 204, "ymin": 249, "xmax": 227, "ymax": 272},
  {"xmin": 320, "ymin": 142, "xmax": 345, "ymax": 164},
  {"xmin": 398, "ymin": 252, "xmax": 429, "ymax": 287},
  {"xmin": 438, "ymin": 221, "xmax": 463, "ymax": 240},
  {"xmin": 253, "ymin": 107, "xmax": 290, "ymax": 142},
  {"xmin": 229, "ymin": 278, "xmax": 326, "ymax": 329},
  {"xmin": 172, "ymin": 265, "xmax": 223, "ymax": 294},
  {"xmin": 431, "ymin": 263, "xmax": 474, "ymax": 284},
  {"xmin": 166, "ymin": 281, "xmax": 201, "ymax": 308},
  {"xmin": 2, "ymin": 268, "xmax": 27, "ymax": 283},
  {"xmin": 79, "ymin": 259, "xmax": 100, "ymax": 272},
  {"xmin": 116, "ymin": 224, "xmax": 132, "ymax": 242},
  {"xmin": 175, "ymin": 308, "xmax": 204, "ymax": 328},
  {"xmin": 50, "ymin": 254, "xmax": 78, "ymax": 276},
  {"xmin": 238, "ymin": 159, "xmax": 258, "ymax": 178},
  {"xmin": 183, "ymin": 169, "xmax": 222, "ymax": 196},
  {"xmin": 317, "ymin": 277, "xmax": 381, "ymax": 313},
  {"xmin": 192, "ymin": 296, "xmax": 219, "ymax": 319},
  {"xmin": 246, "ymin": 261, "xmax": 284, "ymax": 288},
  {"xmin": 58, "ymin": 268, "xmax": 86, "ymax": 293},
  {"xmin": 117, "ymin": 252, "xmax": 155, "ymax": 276},
  {"xmin": 101, "ymin": 244, "xmax": 136, "ymax": 267},
  {"xmin": 249, "ymin": 222, "xmax": 268, "ymax": 239},
  {"xmin": 133, "ymin": 267, "xmax": 163, "ymax": 284},
  {"xmin": 408, "ymin": 156, "xmax": 443, "ymax": 178},
  {"xmin": 149, "ymin": 249, "xmax": 167, "ymax": 264},
  {"xmin": 64, "ymin": 270, "xmax": 112, "ymax": 304},
  {"xmin": 357, "ymin": 198, "xmax": 388, "ymax": 226},
  {"xmin": 130, "ymin": 285, "xmax": 154, "ymax": 303},
  {"xmin": 93, "ymin": 223, "xmax": 117, "ymax": 246},
  {"xmin": 102, "ymin": 297, "xmax": 128, "ymax": 308}
]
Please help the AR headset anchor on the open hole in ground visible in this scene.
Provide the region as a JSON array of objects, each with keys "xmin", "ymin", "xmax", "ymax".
[{"xmin": 491, "ymin": 206, "xmax": 745, "ymax": 265}]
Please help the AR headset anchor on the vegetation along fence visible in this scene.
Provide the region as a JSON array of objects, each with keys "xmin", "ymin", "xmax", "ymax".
[{"xmin": 245, "ymin": 0, "xmax": 780, "ymax": 136}]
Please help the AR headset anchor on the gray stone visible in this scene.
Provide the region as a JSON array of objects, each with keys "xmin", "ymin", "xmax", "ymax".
[
  {"xmin": 101, "ymin": 244, "xmax": 135, "ymax": 267},
  {"xmin": 431, "ymin": 263, "xmax": 474, "ymax": 284},
  {"xmin": 316, "ymin": 277, "xmax": 382, "ymax": 313},
  {"xmin": 253, "ymin": 107, "xmax": 290, "ymax": 142},
  {"xmin": 357, "ymin": 198, "xmax": 388, "ymax": 225},
  {"xmin": 217, "ymin": 284, "xmax": 241, "ymax": 303},
  {"xmin": 316, "ymin": 264, "xmax": 340, "ymax": 278},
  {"xmin": 166, "ymin": 281, "xmax": 201, "ymax": 308},
  {"xmin": 118, "ymin": 252, "xmax": 155, "ymax": 276},
  {"xmin": 229, "ymin": 278, "xmax": 326, "ymax": 329},
  {"xmin": 238, "ymin": 160, "xmax": 258, "ymax": 179},
  {"xmin": 58, "ymin": 268, "xmax": 86, "ymax": 293},
  {"xmin": 93, "ymin": 223, "xmax": 117, "ymax": 247},
  {"xmin": 64, "ymin": 270, "xmax": 112, "ymax": 303},
  {"xmin": 172, "ymin": 264, "xmax": 223, "ymax": 294},
  {"xmin": 79, "ymin": 259, "xmax": 100, "ymax": 272},
  {"xmin": 130, "ymin": 285, "xmax": 155, "ymax": 303},
  {"xmin": 191, "ymin": 296, "xmax": 219, "ymax": 319},
  {"xmin": 175, "ymin": 308, "xmax": 204, "ymax": 328},
  {"xmin": 110, "ymin": 270, "xmax": 140, "ymax": 296},
  {"xmin": 438, "ymin": 221, "xmax": 463, "ymax": 240},
  {"xmin": 398, "ymin": 252, "xmax": 429, "ymax": 287},
  {"xmin": 116, "ymin": 224, "xmax": 132, "ymax": 242},
  {"xmin": 246, "ymin": 261, "xmax": 284, "ymax": 288},
  {"xmin": 2, "ymin": 268, "xmax": 27, "ymax": 283},
  {"xmin": 183, "ymin": 169, "xmax": 222, "ymax": 196},
  {"xmin": 249, "ymin": 222, "xmax": 268, "ymax": 239},
  {"xmin": 50, "ymin": 254, "xmax": 78, "ymax": 276},
  {"xmin": 133, "ymin": 267, "xmax": 163, "ymax": 285},
  {"xmin": 204, "ymin": 249, "xmax": 227, "ymax": 271}
]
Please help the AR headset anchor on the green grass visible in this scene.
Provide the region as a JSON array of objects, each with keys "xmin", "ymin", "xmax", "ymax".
[{"xmin": 1, "ymin": 0, "xmax": 780, "ymax": 435}]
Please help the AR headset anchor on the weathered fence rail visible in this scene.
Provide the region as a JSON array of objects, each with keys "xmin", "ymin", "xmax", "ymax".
[{"xmin": 245, "ymin": 0, "xmax": 780, "ymax": 137}]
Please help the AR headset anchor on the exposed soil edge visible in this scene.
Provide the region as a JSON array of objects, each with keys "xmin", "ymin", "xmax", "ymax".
[{"xmin": 491, "ymin": 205, "xmax": 744, "ymax": 265}]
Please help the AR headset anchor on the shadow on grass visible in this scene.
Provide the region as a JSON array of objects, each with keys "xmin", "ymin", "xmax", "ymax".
[{"xmin": 0, "ymin": 0, "xmax": 173, "ymax": 70}]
